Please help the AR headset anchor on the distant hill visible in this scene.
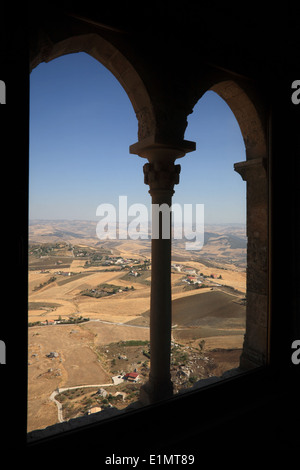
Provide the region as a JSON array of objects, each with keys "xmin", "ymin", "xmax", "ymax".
[
  {"xmin": 42, "ymin": 230, "xmax": 85, "ymax": 239},
  {"xmin": 204, "ymin": 232, "xmax": 247, "ymax": 249},
  {"xmin": 29, "ymin": 219, "xmax": 246, "ymax": 268}
]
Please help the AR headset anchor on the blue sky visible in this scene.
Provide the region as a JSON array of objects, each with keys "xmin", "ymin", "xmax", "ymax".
[{"xmin": 29, "ymin": 52, "xmax": 246, "ymax": 224}]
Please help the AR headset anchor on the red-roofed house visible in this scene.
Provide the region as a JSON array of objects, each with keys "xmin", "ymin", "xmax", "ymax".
[{"xmin": 124, "ymin": 372, "xmax": 139, "ymax": 382}]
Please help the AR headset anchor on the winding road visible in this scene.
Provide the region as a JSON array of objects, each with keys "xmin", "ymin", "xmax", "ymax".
[{"xmin": 50, "ymin": 383, "xmax": 116, "ymax": 422}]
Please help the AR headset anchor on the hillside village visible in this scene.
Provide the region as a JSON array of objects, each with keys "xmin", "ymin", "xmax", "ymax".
[{"xmin": 29, "ymin": 242, "xmax": 228, "ymax": 288}]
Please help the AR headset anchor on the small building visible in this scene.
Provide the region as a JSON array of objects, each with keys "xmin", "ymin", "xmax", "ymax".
[
  {"xmin": 97, "ymin": 388, "xmax": 108, "ymax": 398},
  {"xmin": 185, "ymin": 269, "xmax": 196, "ymax": 275},
  {"xmin": 129, "ymin": 270, "xmax": 139, "ymax": 276},
  {"xmin": 124, "ymin": 372, "xmax": 139, "ymax": 382},
  {"xmin": 112, "ymin": 375, "xmax": 124, "ymax": 385}
]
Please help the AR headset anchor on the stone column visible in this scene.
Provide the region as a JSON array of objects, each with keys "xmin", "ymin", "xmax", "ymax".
[
  {"xmin": 234, "ymin": 158, "xmax": 269, "ymax": 369},
  {"xmin": 130, "ymin": 138, "xmax": 195, "ymax": 404}
]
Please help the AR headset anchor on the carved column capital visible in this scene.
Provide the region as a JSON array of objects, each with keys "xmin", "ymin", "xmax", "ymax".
[
  {"xmin": 143, "ymin": 162, "xmax": 181, "ymax": 192},
  {"xmin": 130, "ymin": 136, "xmax": 195, "ymax": 195}
]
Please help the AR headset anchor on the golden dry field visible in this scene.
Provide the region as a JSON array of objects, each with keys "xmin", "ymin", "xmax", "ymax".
[{"xmin": 28, "ymin": 220, "xmax": 246, "ymax": 433}]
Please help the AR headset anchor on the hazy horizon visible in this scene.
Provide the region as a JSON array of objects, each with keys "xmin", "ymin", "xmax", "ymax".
[{"xmin": 29, "ymin": 218, "xmax": 246, "ymax": 226}]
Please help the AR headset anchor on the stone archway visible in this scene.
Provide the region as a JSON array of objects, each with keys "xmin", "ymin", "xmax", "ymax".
[
  {"xmin": 29, "ymin": 28, "xmax": 197, "ymax": 407},
  {"xmin": 187, "ymin": 78, "xmax": 269, "ymax": 370},
  {"xmin": 30, "ymin": 32, "xmax": 156, "ymax": 142},
  {"xmin": 209, "ymin": 80, "xmax": 269, "ymax": 369}
]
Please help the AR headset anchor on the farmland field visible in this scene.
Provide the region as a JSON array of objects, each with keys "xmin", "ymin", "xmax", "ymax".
[{"xmin": 28, "ymin": 220, "xmax": 246, "ymax": 433}]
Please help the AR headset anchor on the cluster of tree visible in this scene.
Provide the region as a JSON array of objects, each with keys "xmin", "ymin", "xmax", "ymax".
[
  {"xmin": 81, "ymin": 284, "xmax": 134, "ymax": 298},
  {"xmin": 33, "ymin": 276, "xmax": 56, "ymax": 291},
  {"xmin": 56, "ymin": 315, "xmax": 90, "ymax": 324}
]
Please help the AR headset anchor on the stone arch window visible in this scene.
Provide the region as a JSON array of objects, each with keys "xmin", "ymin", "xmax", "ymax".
[
  {"xmin": 171, "ymin": 89, "xmax": 247, "ymax": 389},
  {"xmin": 28, "ymin": 29, "xmax": 195, "ymax": 414},
  {"xmin": 207, "ymin": 80, "xmax": 269, "ymax": 370},
  {"xmin": 21, "ymin": 6, "xmax": 299, "ymax": 450},
  {"xmin": 28, "ymin": 46, "xmax": 152, "ymax": 431},
  {"xmin": 28, "ymin": 27, "xmax": 269, "ymax": 437}
]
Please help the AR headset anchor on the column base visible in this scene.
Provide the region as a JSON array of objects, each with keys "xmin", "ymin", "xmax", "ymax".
[{"xmin": 139, "ymin": 377, "xmax": 173, "ymax": 406}]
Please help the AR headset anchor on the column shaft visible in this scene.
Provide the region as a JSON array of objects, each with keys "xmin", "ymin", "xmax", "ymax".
[{"xmin": 147, "ymin": 189, "xmax": 173, "ymax": 400}]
